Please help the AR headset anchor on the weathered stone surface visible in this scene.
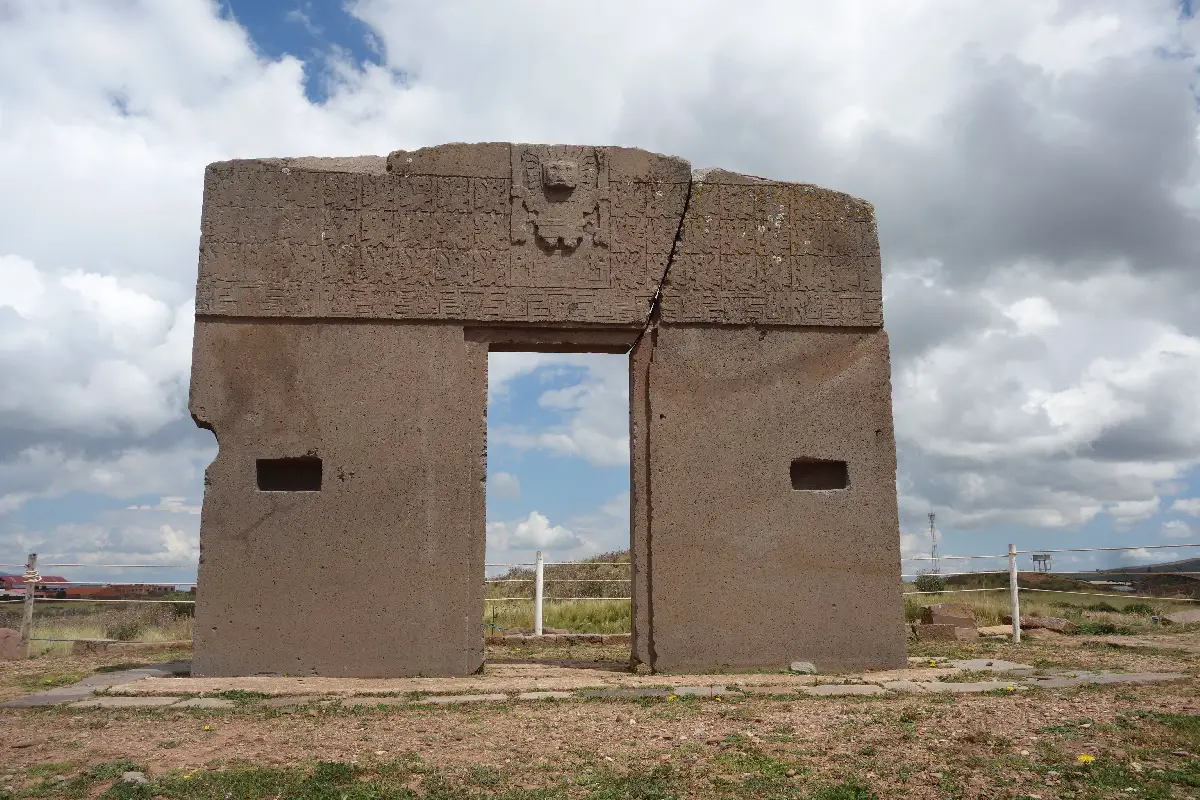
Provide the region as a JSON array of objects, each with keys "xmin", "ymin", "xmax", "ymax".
[
  {"xmin": 663, "ymin": 170, "xmax": 882, "ymax": 327},
  {"xmin": 191, "ymin": 143, "xmax": 901, "ymax": 678},
  {"xmin": 517, "ymin": 691, "xmax": 573, "ymax": 700},
  {"xmin": 337, "ymin": 696, "xmax": 410, "ymax": 707},
  {"xmin": 174, "ymin": 697, "xmax": 235, "ymax": 708},
  {"xmin": 1024, "ymin": 671, "xmax": 1186, "ymax": 689},
  {"xmin": 0, "ymin": 628, "xmax": 21, "ymax": 661},
  {"xmin": 634, "ymin": 326, "xmax": 904, "ymax": 672},
  {"xmin": 121, "ymin": 772, "xmax": 149, "ymax": 785},
  {"xmin": 1165, "ymin": 609, "xmax": 1200, "ymax": 624},
  {"xmin": 417, "ymin": 693, "xmax": 507, "ymax": 705},
  {"xmin": 977, "ymin": 625, "xmax": 1014, "ymax": 637},
  {"xmin": 70, "ymin": 696, "xmax": 182, "ymax": 708},
  {"xmin": 197, "ymin": 145, "xmax": 688, "ymax": 326},
  {"xmin": 947, "ymin": 659, "xmax": 1035, "ymax": 674},
  {"xmin": 190, "ymin": 323, "xmax": 487, "ymax": 678},
  {"xmin": 802, "ymin": 684, "xmax": 886, "ymax": 696},
  {"xmin": 789, "ymin": 661, "xmax": 817, "ymax": 674},
  {"xmin": 920, "ymin": 603, "xmax": 976, "ymax": 626},
  {"xmin": 915, "ymin": 624, "xmax": 978, "ymax": 641}
]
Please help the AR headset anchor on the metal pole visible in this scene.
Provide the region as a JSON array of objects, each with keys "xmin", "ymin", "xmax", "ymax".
[
  {"xmin": 1008, "ymin": 543, "xmax": 1021, "ymax": 644},
  {"xmin": 534, "ymin": 550, "xmax": 544, "ymax": 636},
  {"xmin": 19, "ymin": 553, "xmax": 37, "ymax": 657}
]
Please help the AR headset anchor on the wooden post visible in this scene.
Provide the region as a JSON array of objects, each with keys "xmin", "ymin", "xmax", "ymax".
[
  {"xmin": 1008, "ymin": 544, "xmax": 1021, "ymax": 644},
  {"xmin": 19, "ymin": 553, "xmax": 37, "ymax": 658}
]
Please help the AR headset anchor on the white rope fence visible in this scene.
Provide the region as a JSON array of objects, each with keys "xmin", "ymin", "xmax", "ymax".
[{"xmin": 5, "ymin": 541, "xmax": 1197, "ymax": 653}]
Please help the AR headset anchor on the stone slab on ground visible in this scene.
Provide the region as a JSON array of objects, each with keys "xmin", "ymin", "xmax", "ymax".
[
  {"xmin": 1165, "ymin": 609, "xmax": 1200, "ymax": 624},
  {"xmin": 174, "ymin": 697, "xmax": 235, "ymax": 709},
  {"xmin": 517, "ymin": 691, "xmax": 573, "ymax": 700},
  {"xmin": 337, "ymin": 697, "xmax": 411, "ymax": 707},
  {"xmin": 978, "ymin": 625, "xmax": 1014, "ymax": 637},
  {"xmin": 583, "ymin": 688, "xmax": 674, "ymax": 699},
  {"xmin": 803, "ymin": 684, "xmax": 887, "ymax": 697},
  {"xmin": 914, "ymin": 624, "xmax": 978, "ymax": 641},
  {"xmin": 948, "ymin": 659, "xmax": 1036, "ymax": 675},
  {"xmin": 1024, "ymin": 672, "xmax": 1188, "ymax": 689},
  {"xmin": 71, "ymin": 696, "xmax": 182, "ymax": 708},
  {"xmin": 416, "ymin": 694, "xmax": 508, "ymax": 705},
  {"xmin": 921, "ymin": 603, "xmax": 976, "ymax": 626},
  {"xmin": 880, "ymin": 680, "xmax": 932, "ymax": 693}
]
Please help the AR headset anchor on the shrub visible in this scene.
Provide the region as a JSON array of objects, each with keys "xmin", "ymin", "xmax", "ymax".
[
  {"xmin": 104, "ymin": 618, "xmax": 144, "ymax": 642},
  {"xmin": 1086, "ymin": 602, "xmax": 1119, "ymax": 613},
  {"xmin": 1076, "ymin": 621, "xmax": 1135, "ymax": 636},
  {"xmin": 1122, "ymin": 602, "xmax": 1155, "ymax": 615},
  {"xmin": 913, "ymin": 573, "xmax": 946, "ymax": 594}
]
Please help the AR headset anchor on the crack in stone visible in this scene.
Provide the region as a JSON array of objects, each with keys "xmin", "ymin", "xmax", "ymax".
[{"xmin": 633, "ymin": 173, "xmax": 694, "ymax": 348}]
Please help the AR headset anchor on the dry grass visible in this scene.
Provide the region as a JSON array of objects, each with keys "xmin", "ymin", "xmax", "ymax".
[{"xmin": 0, "ymin": 603, "xmax": 194, "ymax": 656}]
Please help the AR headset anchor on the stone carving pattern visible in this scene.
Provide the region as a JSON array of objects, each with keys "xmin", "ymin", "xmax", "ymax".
[
  {"xmin": 197, "ymin": 154, "xmax": 685, "ymax": 324},
  {"xmin": 663, "ymin": 181, "xmax": 883, "ymax": 327}
]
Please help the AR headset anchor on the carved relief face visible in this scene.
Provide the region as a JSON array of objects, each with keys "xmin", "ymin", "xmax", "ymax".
[{"xmin": 541, "ymin": 160, "xmax": 578, "ymax": 191}]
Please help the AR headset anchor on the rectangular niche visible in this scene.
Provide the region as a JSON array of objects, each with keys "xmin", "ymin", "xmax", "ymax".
[
  {"xmin": 790, "ymin": 458, "xmax": 848, "ymax": 491},
  {"xmin": 256, "ymin": 457, "xmax": 322, "ymax": 492}
]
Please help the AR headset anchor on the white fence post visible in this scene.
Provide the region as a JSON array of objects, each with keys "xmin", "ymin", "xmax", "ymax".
[
  {"xmin": 19, "ymin": 552, "xmax": 37, "ymax": 657},
  {"xmin": 534, "ymin": 550, "xmax": 544, "ymax": 637},
  {"xmin": 1008, "ymin": 543, "xmax": 1021, "ymax": 644}
]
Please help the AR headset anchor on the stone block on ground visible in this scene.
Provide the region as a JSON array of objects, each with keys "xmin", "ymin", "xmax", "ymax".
[
  {"xmin": 1164, "ymin": 609, "xmax": 1200, "ymax": 624},
  {"xmin": 338, "ymin": 696, "xmax": 410, "ymax": 707},
  {"xmin": 417, "ymin": 694, "xmax": 507, "ymax": 705},
  {"xmin": 0, "ymin": 628, "xmax": 21, "ymax": 661},
  {"xmin": 948, "ymin": 659, "xmax": 1035, "ymax": 674},
  {"xmin": 977, "ymin": 625, "xmax": 1013, "ymax": 637},
  {"xmin": 920, "ymin": 603, "xmax": 976, "ymax": 626},
  {"xmin": 71, "ymin": 696, "xmax": 182, "ymax": 708},
  {"xmin": 174, "ymin": 697, "xmax": 235, "ymax": 709},
  {"xmin": 802, "ymin": 684, "xmax": 886, "ymax": 697},
  {"xmin": 789, "ymin": 661, "xmax": 816, "ymax": 674},
  {"xmin": 915, "ymin": 623, "xmax": 978, "ymax": 641}
]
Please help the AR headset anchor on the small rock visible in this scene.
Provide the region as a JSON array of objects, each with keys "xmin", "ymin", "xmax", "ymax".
[
  {"xmin": 786, "ymin": 769, "xmax": 797, "ymax": 777},
  {"xmin": 121, "ymin": 772, "xmax": 149, "ymax": 786},
  {"xmin": 789, "ymin": 661, "xmax": 816, "ymax": 674}
]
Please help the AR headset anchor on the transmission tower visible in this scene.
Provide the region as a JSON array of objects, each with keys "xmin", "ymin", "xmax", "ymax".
[{"xmin": 928, "ymin": 511, "xmax": 939, "ymax": 574}]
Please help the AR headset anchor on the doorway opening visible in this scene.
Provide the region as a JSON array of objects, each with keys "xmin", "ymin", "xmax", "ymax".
[{"xmin": 482, "ymin": 333, "xmax": 633, "ymax": 669}]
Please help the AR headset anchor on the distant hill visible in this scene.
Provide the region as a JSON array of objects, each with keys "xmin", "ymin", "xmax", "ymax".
[{"xmin": 935, "ymin": 559, "xmax": 1200, "ymax": 600}]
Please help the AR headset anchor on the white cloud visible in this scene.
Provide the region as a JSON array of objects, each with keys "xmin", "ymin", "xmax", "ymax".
[
  {"xmin": 126, "ymin": 496, "xmax": 201, "ymax": 515},
  {"xmin": 1, "ymin": 0, "xmax": 1199, "ymax": 565},
  {"xmin": 1171, "ymin": 497, "xmax": 1200, "ymax": 517},
  {"xmin": 1161, "ymin": 519, "xmax": 1193, "ymax": 539},
  {"xmin": 489, "ymin": 472, "xmax": 521, "ymax": 500},
  {"xmin": 489, "ymin": 354, "xmax": 629, "ymax": 467},
  {"xmin": 1118, "ymin": 547, "xmax": 1159, "ymax": 563},
  {"xmin": 487, "ymin": 511, "xmax": 585, "ymax": 551}
]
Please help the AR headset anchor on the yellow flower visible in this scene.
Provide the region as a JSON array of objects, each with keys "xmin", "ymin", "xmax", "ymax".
[
  {"xmin": 1077, "ymin": 755, "xmax": 1095, "ymax": 764},
  {"xmin": 1006, "ymin": 686, "xmax": 1015, "ymax": 692},
  {"xmin": 183, "ymin": 774, "xmax": 193, "ymax": 780},
  {"xmin": 668, "ymin": 695, "xmax": 678, "ymax": 701},
  {"xmin": 714, "ymin": 696, "xmax": 723, "ymax": 702},
  {"xmin": 203, "ymin": 725, "xmax": 211, "ymax": 731},
  {"xmin": 928, "ymin": 659, "xmax": 936, "ymax": 666}
]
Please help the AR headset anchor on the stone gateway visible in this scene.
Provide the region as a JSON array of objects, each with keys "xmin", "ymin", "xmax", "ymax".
[{"xmin": 189, "ymin": 142, "xmax": 904, "ymax": 677}]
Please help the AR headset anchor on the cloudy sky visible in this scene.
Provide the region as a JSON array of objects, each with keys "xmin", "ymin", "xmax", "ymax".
[{"xmin": 2, "ymin": 0, "xmax": 1200, "ymax": 587}]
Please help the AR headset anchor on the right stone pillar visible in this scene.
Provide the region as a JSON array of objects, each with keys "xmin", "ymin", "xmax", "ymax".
[{"xmin": 630, "ymin": 169, "xmax": 905, "ymax": 672}]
